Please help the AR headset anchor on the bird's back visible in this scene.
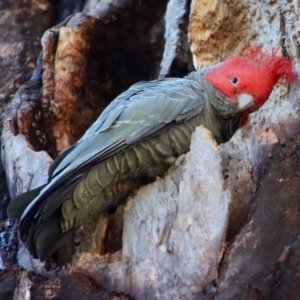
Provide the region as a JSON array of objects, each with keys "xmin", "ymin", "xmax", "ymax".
[{"xmin": 11, "ymin": 75, "xmax": 216, "ymax": 260}]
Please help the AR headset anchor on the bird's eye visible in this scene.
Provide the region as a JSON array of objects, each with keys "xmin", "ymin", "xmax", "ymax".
[{"xmin": 231, "ymin": 77, "xmax": 238, "ymax": 84}]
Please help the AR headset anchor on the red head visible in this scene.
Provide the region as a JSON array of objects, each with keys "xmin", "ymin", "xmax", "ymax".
[{"xmin": 205, "ymin": 46, "xmax": 297, "ymax": 119}]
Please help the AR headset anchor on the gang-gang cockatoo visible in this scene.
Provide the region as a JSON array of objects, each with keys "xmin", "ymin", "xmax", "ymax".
[{"xmin": 7, "ymin": 47, "xmax": 297, "ymax": 261}]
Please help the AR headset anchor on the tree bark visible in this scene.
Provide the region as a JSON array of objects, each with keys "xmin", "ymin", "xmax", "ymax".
[{"xmin": 1, "ymin": 0, "xmax": 300, "ymax": 299}]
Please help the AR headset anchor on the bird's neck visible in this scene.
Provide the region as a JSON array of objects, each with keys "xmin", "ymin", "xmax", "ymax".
[{"xmin": 186, "ymin": 70, "xmax": 242, "ymax": 143}]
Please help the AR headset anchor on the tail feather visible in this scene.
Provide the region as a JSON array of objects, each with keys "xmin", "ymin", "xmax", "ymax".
[
  {"xmin": 24, "ymin": 209, "xmax": 76, "ymax": 261},
  {"xmin": 8, "ymin": 178, "xmax": 79, "ymax": 260},
  {"xmin": 7, "ymin": 185, "xmax": 46, "ymax": 219}
]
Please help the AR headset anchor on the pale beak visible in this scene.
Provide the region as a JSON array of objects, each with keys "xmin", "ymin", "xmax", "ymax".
[{"xmin": 237, "ymin": 94, "xmax": 254, "ymax": 111}]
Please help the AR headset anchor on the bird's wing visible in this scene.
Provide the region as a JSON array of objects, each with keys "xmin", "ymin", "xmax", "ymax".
[
  {"xmin": 21, "ymin": 77, "xmax": 206, "ymax": 219},
  {"xmin": 53, "ymin": 77, "xmax": 205, "ymax": 178}
]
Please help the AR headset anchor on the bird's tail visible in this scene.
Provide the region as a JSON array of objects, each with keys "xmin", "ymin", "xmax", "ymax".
[
  {"xmin": 21, "ymin": 208, "xmax": 76, "ymax": 261},
  {"xmin": 7, "ymin": 185, "xmax": 76, "ymax": 261},
  {"xmin": 7, "ymin": 185, "xmax": 46, "ymax": 219}
]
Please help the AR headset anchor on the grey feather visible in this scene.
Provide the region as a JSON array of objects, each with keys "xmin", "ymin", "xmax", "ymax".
[{"xmin": 8, "ymin": 64, "xmax": 244, "ymax": 260}]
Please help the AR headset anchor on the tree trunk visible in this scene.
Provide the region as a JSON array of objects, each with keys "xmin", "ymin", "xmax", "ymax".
[{"xmin": 1, "ymin": 0, "xmax": 300, "ymax": 299}]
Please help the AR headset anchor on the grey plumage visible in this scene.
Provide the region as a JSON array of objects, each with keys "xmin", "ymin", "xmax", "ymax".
[{"xmin": 8, "ymin": 68, "xmax": 243, "ymax": 261}]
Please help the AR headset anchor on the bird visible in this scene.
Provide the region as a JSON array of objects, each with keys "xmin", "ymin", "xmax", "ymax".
[{"xmin": 7, "ymin": 46, "xmax": 297, "ymax": 261}]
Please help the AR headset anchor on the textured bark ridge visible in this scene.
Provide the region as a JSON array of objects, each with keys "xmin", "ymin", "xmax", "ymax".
[
  {"xmin": 0, "ymin": 0, "xmax": 53, "ymax": 126},
  {"xmin": 0, "ymin": 0, "xmax": 54, "ymax": 272},
  {"xmin": 1, "ymin": 0, "xmax": 300, "ymax": 299},
  {"xmin": 12, "ymin": 271, "xmax": 130, "ymax": 300}
]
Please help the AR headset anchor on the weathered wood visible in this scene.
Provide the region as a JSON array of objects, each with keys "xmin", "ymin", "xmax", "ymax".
[
  {"xmin": 188, "ymin": 0, "xmax": 300, "ymax": 298},
  {"xmin": 159, "ymin": 0, "xmax": 194, "ymax": 77},
  {"xmin": 40, "ymin": 1, "xmax": 170, "ymax": 157},
  {"xmin": 0, "ymin": 0, "xmax": 53, "ymax": 127},
  {"xmin": 12, "ymin": 271, "xmax": 130, "ymax": 300},
  {"xmin": 0, "ymin": 0, "xmax": 54, "ymax": 271},
  {"xmin": 2, "ymin": 0, "xmax": 300, "ymax": 299}
]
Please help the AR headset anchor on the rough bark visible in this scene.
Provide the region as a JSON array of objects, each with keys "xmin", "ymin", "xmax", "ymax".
[
  {"xmin": 189, "ymin": 0, "xmax": 300, "ymax": 299},
  {"xmin": 159, "ymin": 0, "xmax": 194, "ymax": 77},
  {"xmin": 13, "ymin": 271, "xmax": 130, "ymax": 300},
  {"xmin": 0, "ymin": 0, "xmax": 55, "ymax": 272},
  {"xmin": 0, "ymin": 0, "xmax": 53, "ymax": 125},
  {"xmin": 1, "ymin": 0, "xmax": 300, "ymax": 299}
]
